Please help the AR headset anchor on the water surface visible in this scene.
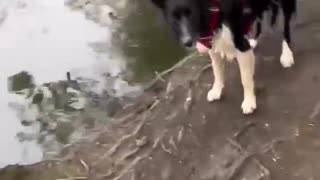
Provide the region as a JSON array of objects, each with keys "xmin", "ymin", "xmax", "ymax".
[
  {"xmin": 0, "ymin": 0, "xmax": 135, "ymax": 167},
  {"xmin": 0, "ymin": 0, "xmax": 185, "ymax": 168}
]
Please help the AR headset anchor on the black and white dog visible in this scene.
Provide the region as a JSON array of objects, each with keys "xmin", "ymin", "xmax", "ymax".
[{"xmin": 149, "ymin": 0, "xmax": 297, "ymax": 114}]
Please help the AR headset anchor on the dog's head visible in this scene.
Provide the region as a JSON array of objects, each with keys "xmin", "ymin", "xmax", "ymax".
[{"xmin": 150, "ymin": 0, "xmax": 209, "ymax": 48}]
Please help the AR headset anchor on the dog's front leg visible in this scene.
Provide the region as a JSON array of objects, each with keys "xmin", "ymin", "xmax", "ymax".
[
  {"xmin": 236, "ymin": 49, "xmax": 257, "ymax": 114},
  {"xmin": 207, "ymin": 49, "xmax": 225, "ymax": 101}
]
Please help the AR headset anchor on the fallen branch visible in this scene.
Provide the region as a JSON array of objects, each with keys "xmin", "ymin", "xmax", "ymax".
[
  {"xmin": 155, "ymin": 71, "xmax": 165, "ymax": 82},
  {"xmin": 144, "ymin": 53, "xmax": 197, "ymax": 90}
]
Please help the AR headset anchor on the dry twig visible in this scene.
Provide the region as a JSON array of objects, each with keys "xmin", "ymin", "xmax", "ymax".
[
  {"xmin": 144, "ymin": 53, "xmax": 197, "ymax": 90},
  {"xmin": 155, "ymin": 71, "xmax": 165, "ymax": 82},
  {"xmin": 148, "ymin": 99, "xmax": 160, "ymax": 111}
]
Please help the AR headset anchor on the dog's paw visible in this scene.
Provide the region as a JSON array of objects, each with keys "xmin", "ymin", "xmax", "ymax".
[
  {"xmin": 207, "ymin": 85, "xmax": 223, "ymax": 102},
  {"xmin": 241, "ymin": 96, "xmax": 257, "ymax": 114},
  {"xmin": 249, "ymin": 39, "xmax": 257, "ymax": 48},
  {"xmin": 280, "ymin": 41, "xmax": 294, "ymax": 68},
  {"xmin": 280, "ymin": 51, "xmax": 294, "ymax": 68}
]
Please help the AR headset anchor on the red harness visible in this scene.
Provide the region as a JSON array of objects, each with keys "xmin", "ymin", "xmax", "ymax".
[{"xmin": 197, "ymin": 0, "xmax": 253, "ymax": 48}]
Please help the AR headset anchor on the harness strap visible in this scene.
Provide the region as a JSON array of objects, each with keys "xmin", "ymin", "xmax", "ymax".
[{"xmin": 197, "ymin": 0, "xmax": 253, "ymax": 48}]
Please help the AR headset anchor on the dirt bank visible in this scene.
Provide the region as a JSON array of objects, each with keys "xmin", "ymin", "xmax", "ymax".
[{"xmin": 1, "ymin": 0, "xmax": 320, "ymax": 179}]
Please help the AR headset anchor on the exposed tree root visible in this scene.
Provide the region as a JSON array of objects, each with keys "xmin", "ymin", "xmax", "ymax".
[
  {"xmin": 107, "ymin": 115, "xmax": 147, "ymax": 156},
  {"xmin": 177, "ymin": 126, "xmax": 185, "ymax": 142},
  {"xmin": 233, "ymin": 121, "xmax": 258, "ymax": 140},
  {"xmin": 224, "ymin": 152, "xmax": 254, "ymax": 180},
  {"xmin": 161, "ymin": 141, "xmax": 173, "ymax": 155},
  {"xmin": 169, "ymin": 136, "xmax": 178, "ymax": 151},
  {"xmin": 184, "ymin": 87, "xmax": 193, "ymax": 113},
  {"xmin": 105, "ymin": 130, "xmax": 167, "ymax": 180},
  {"xmin": 79, "ymin": 159, "xmax": 90, "ymax": 172}
]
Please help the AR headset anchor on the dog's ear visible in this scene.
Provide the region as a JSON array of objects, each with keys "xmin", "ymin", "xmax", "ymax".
[{"xmin": 150, "ymin": 0, "xmax": 165, "ymax": 8}]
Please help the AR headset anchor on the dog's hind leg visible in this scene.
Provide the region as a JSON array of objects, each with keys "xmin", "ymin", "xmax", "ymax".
[
  {"xmin": 280, "ymin": 0, "xmax": 295, "ymax": 68},
  {"xmin": 207, "ymin": 50, "xmax": 225, "ymax": 102}
]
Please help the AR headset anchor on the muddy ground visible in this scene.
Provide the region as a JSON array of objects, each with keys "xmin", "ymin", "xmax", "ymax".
[{"xmin": 1, "ymin": 0, "xmax": 320, "ymax": 179}]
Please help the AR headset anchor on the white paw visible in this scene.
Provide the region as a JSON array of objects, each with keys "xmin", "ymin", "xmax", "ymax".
[
  {"xmin": 280, "ymin": 52, "xmax": 294, "ymax": 68},
  {"xmin": 241, "ymin": 96, "xmax": 257, "ymax": 114},
  {"xmin": 249, "ymin": 39, "xmax": 257, "ymax": 48},
  {"xmin": 280, "ymin": 41, "xmax": 294, "ymax": 68},
  {"xmin": 207, "ymin": 85, "xmax": 223, "ymax": 102}
]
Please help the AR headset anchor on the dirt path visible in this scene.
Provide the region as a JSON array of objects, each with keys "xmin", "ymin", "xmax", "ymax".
[{"xmin": 1, "ymin": 0, "xmax": 320, "ymax": 180}]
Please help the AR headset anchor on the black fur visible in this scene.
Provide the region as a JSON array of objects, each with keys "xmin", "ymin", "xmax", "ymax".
[
  {"xmin": 151, "ymin": 0, "xmax": 210, "ymax": 46},
  {"xmin": 254, "ymin": 0, "xmax": 297, "ymax": 44},
  {"xmin": 149, "ymin": 0, "xmax": 297, "ymax": 52}
]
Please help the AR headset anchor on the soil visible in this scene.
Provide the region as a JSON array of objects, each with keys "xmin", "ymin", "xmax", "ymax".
[{"xmin": 1, "ymin": 0, "xmax": 320, "ymax": 180}]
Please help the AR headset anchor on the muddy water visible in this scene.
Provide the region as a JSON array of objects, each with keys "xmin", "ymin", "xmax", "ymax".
[
  {"xmin": 120, "ymin": 0, "xmax": 186, "ymax": 81},
  {"xmin": 0, "ymin": 0, "xmax": 184, "ymax": 167}
]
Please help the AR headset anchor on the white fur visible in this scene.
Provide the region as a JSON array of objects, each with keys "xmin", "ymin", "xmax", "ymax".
[
  {"xmin": 249, "ymin": 39, "xmax": 257, "ymax": 48},
  {"xmin": 208, "ymin": 25, "xmax": 257, "ymax": 114},
  {"xmin": 207, "ymin": 88, "xmax": 223, "ymax": 101},
  {"xmin": 213, "ymin": 25, "xmax": 237, "ymax": 61},
  {"xmin": 280, "ymin": 41, "xmax": 294, "ymax": 68},
  {"xmin": 236, "ymin": 50, "xmax": 256, "ymax": 114},
  {"xmin": 207, "ymin": 50, "xmax": 224, "ymax": 101}
]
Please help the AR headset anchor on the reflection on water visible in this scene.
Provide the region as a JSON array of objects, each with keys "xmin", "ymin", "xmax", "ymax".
[
  {"xmin": 0, "ymin": 0, "xmax": 140, "ymax": 167},
  {"xmin": 121, "ymin": 0, "xmax": 186, "ymax": 81}
]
